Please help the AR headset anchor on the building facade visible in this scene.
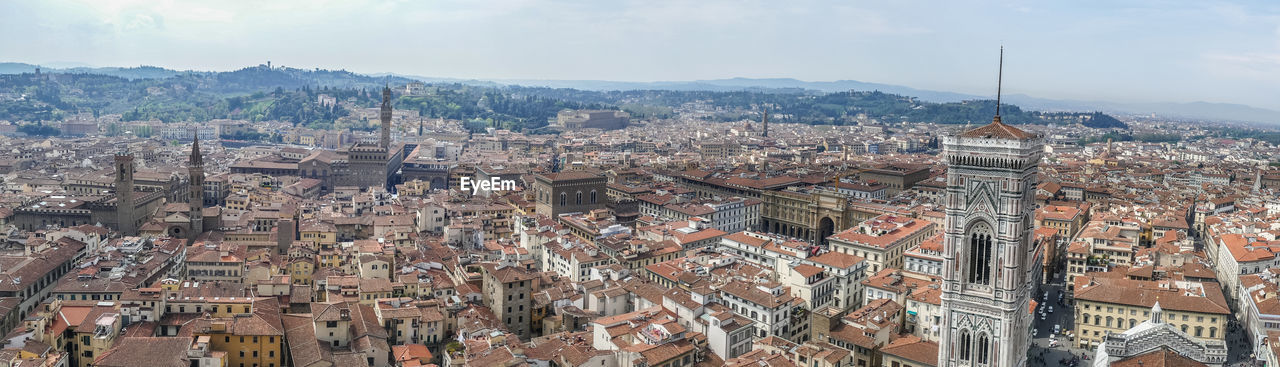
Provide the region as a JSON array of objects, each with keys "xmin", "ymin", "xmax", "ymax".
[
  {"xmin": 533, "ymin": 171, "xmax": 607, "ymax": 217},
  {"xmin": 937, "ymin": 118, "xmax": 1042, "ymax": 367}
]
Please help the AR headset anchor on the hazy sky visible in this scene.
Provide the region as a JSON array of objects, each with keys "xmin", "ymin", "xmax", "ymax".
[{"xmin": 3, "ymin": 0, "xmax": 1279, "ymax": 109}]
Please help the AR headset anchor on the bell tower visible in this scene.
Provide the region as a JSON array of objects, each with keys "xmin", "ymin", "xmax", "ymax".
[
  {"xmin": 189, "ymin": 134, "xmax": 205, "ymax": 240},
  {"xmin": 380, "ymin": 85, "xmax": 392, "ymax": 149},
  {"xmin": 937, "ymin": 47, "xmax": 1043, "ymax": 367}
]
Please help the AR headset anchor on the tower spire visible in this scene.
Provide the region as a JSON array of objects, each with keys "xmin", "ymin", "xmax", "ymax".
[
  {"xmin": 995, "ymin": 46, "xmax": 1004, "ymax": 119},
  {"xmin": 190, "ymin": 132, "xmax": 202, "ymax": 165}
]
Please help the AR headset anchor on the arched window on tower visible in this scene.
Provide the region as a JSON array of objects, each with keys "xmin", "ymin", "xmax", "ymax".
[
  {"xmin": 977, "ymin": 333, "xmax": 990, "ymax": 365},
  {"xmin": 958, "ymin": 329, "xmax": 972, "ymax": 362},
  {"xmin": 966, "ymin": 222, "xmax": 994, "ymax": 285}
]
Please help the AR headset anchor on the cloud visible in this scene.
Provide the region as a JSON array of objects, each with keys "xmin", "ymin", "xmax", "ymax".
[{"xmin": 1202, "ymin": 52, "xmax": 1280, "ymax": 81}]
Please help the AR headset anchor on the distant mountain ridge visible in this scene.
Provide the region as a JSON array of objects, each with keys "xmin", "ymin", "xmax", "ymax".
[{"xmin": 4, "ymin": 62, "xmax": 1277, "ymax": 124}]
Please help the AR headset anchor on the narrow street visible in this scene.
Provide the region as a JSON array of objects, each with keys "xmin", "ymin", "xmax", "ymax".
[{"xmin": 1028, "ymin": 266, "xmax": 1090, "ymax": 366}]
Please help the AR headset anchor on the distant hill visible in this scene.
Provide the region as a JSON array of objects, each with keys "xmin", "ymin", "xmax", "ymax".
[
  {"xmin": 496, "ymin": 77, "xmax": 1280, "ymax": 125},
  {"xmin": 0, "ymin": 63, "xmax": 1126, "ymax": 130},
  {"xmin": 492, "ymin": 77, "xmax": 981, "ymax": 102},
  {"xmin": 4, "ymin": 63, "xmax": 1276, "ymax": 124},
  {"xmin": 0, "ymin": 62, "xmax": 183, "ymax": 80}
]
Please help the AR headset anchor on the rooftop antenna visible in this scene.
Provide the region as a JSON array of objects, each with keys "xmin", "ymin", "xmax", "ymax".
[{"xmin": 995, "ymin": 46, "xmax": 1004, "ymax": 119}]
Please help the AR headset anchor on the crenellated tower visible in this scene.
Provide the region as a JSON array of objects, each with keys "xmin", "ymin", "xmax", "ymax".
[
  {"xmin": 380, "ymin": 85, "xmax": 392, "ymax": 149},
  {"xmin": 114, "ymin": 151, "xmax": 136, "ymax": 236}
]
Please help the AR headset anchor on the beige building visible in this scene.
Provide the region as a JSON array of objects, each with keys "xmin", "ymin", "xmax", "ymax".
[
  {"xmin": 760, "ymin": 186, "xmax": 907, "ymax": 247},
  {"xmin": 828, "ymin": 214, "xmax": 936, "ymax": 276},
  {"xmin": 480, "ymin": 263, "xmax": 538, "ymax": 339},
  {"xmin": 1072, "ymin": 275, "xmax": 1229, "ymax": 349}
]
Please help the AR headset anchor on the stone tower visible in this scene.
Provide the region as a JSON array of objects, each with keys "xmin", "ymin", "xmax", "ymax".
[
  {"xmin": 761, "ymin": 107, "xmax": 769, "ymax": 137},
  {"xmin": 380, "ymin": 85, "xmax": 392, "ymax": 149},
  {"xmin": 114, "ymin": 151, "xmax": 137, "ymax": 236},
  {"xmin": 936, "ymin": 117, "xmax": 1041, "ymax": 367},
  {"xmin": 188, "ymin": 135, "xmax": 205, "ymax": 240},
  {"xmin": 937, "ymin": 48, "xmax": 1043, "ymax": 367}
]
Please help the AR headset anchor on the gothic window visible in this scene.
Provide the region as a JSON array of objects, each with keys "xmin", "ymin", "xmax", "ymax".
[
  {"xmin": 576, "ymin": 191, "xmax": 583, "ymax": 205},
  {"xmin": 560, "ymin": 193, "xmax": 566, "ymax": 207},
  {"xmin": 966, "ymin": 222, "xmax": 994, "ymax": 285},
  {"xmin": 976, "ymin": 333, "xmax": 990, "ymax": 365},
  {"xmin": 958, "ymin": 329, "xmax": 972, "ymax": 361},
  {"xmin": 590, "ymin": 190, "xmax": 597, "ymax": 204}
]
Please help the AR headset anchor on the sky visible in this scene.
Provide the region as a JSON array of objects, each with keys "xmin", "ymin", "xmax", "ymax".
[{"xmin": 2, "ymin": 0, "xmax": 1280, "ymax": 110}]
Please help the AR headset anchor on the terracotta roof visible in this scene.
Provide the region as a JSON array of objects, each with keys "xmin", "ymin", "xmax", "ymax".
[
  {"xmin": 809, "ymin": 251, "xmax": 866, "ymax": 269},
  {"xmin": 881, "ymin": 335, "xmax": 938, "ymax": 367},
  {"xmin": 958, "ymin": 118, "xmax": 1036, "ymax": 140},
  {"xmin": 1073, "ymin": 276, "xmax": 1229, "ymax": 315},
  {"xmin": 1110, "ymin": 346, "xmax": 1208, "ymax": 367},
  {"xmin": 93, "ymin": 337, "xmax": 193, "ymax": 367}
]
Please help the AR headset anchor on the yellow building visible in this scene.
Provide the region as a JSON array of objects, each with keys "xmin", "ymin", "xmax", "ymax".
[
  {"xmin": 226, "ymin": 194, "xmax": 250, "ymax": 211},
  {"xmin": 317, "ymin": 243, "xmax": 345, "ymax": 269},
  {"xmin": 299, "ymin": 219, "xmax": 338, "ymax": 245},
  {"xmin": 74, "ymin": 310, "xmax": 122, "ymax": 367},
  {"xmin": 288, "ymin": 257, "xmax": 316, "ymax": 285},
  {"xmin": 1072, "ymin": 276, "xmax": 1229, "ymax": 349},
  {"xmin": 357, "ymin": 278, "xmax": 393, "ymax": 305},
  {"xmin": 1035, "ymin": 204, "xmax": 1086, "ymax": 238},
  {"xmin": 189, "ymin": 311, "xmax": 285, "ymax": 367}
]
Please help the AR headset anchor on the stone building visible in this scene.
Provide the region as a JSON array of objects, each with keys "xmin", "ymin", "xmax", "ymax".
[
  {"xmin": 556, "ymin": 110, "xmax": 629, "ymax": 130},
  {"xmin": 937, "ymin": 117, "xmax": 1043, "ymax": 367},
  {"xmin": 533, "ymin": 171, "xmax": 607, "ymax": 217}
]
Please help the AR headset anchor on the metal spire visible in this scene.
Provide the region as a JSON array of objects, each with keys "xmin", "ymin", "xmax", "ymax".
[{"xmin": 996, "ymin": 46, "xmax": 1004, "ymax": 118}]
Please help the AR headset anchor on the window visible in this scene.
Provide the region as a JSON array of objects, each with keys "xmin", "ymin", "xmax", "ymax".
[
  {"xmin": 977, "ymin": 333, "xmax": 990, "ymax": 364},
  {"xmin": 560, "ymin": 193, "xmax": 566, "ymax": 206},
  {"xmin": 576, "ymin": 192, "xmax": 582, "ymax": 205},
  {"xmin": 958, "ymin": 330, "xmax": 972, "ymax": 361},
  {"xmin": 965, "ymin": 222, "xmax": 993, "ymax": 285}
]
